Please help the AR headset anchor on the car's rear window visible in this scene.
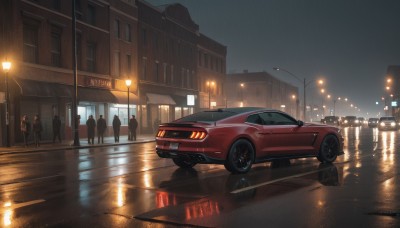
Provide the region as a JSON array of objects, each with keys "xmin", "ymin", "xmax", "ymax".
[
  {"xmin": 176, "ymin": 111, "xmax": 237, "ymax": 122},
  {"xmin": 345, "ymin": 116, "xmax": 356, "ymax": 120}
]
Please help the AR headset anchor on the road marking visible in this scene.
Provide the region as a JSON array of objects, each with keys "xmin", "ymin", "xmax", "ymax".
[
  {"xmin": 0, "ymin": 199, "xmax": 45, "ymax": 213},
  {"xmin": 231, "ymin": 153, "xmax": 376, "ymax": 194},
  {"xmin": 230, "ymin": 169, "xmax": 321, "ymax": 194}
]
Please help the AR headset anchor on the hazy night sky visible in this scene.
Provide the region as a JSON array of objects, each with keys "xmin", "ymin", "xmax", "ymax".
[{"xmin": 146, "ymin": 0, "xmax": 400, "ymax": 117}]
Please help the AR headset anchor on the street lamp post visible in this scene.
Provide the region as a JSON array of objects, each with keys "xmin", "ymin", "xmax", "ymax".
[
  {"xmin": 273, "ymin": 67, "xmax": 322, "ymax": 121},
  {"xmin": 2, "ymin": 61, "xmax": 11, "ymax": 147},
  {"xmin": 125, "ymin": 79, "xmax": 131, "ymax": 140}
]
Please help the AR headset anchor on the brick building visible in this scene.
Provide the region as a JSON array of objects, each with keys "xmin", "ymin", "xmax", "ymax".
[
  {"xmin": 225, "ymin": 71, "xmax": 299, "ymax": 118},
  {"xmin": 0, "ymin": 0, "xmax": 227, "ymax": 145}
]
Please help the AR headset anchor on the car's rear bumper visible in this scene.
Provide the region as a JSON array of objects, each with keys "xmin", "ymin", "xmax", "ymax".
[{"xmin": 156, "ymin": 149, "xmax": 225, "ymax": 164}]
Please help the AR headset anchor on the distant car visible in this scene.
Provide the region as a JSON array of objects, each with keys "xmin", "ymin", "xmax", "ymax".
[
  {"xmin": 155, "ymin": 107, "xmax": 344, "ymax": 174},
  {"xmin": 341, "ymin": 116, "xmax": 360, "ymax": 127},
  {"xmin": 378, "ymin": 116, "xmax": 398, "ymax": 130},
  {"xmin": 357, "ymin": 117, "xmax": 367, "ymax": 126},
  {"xmin": 324, "ymin": 116, "xmax": 340, "ymax": 126},
  {"xmin": 368, "ymin": 118, "xmax": 379, "ymax": 128}
]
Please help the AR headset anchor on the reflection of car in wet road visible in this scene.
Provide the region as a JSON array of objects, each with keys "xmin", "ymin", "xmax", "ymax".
[{"xmin": 155, "ymin": 107, "xmax": 344, "ymax": 174}]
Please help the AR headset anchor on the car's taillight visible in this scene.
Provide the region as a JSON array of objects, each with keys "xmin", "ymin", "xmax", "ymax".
[
  {"xmin": 189, "ymin": 131, "xmax": 207, "ymax": 140},
  {"xmin": 157, "ymin": 130, "xmax": 166, "ymax": 137}
]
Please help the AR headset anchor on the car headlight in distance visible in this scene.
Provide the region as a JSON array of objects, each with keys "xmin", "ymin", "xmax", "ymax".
[
  {"xmin": 355, "ymin": 120, "xmax": 359, "ymax": 123},
  {"xmin": 380, "ymin": 122, "xmax": 385, "ymax": 127},
  {"xmin": 391, "ymin": 122, "xmax": 396, "ymax": 127},
  {"xmin": 344, "ymin": 120, "xmax": 348, "ymax": 123}
]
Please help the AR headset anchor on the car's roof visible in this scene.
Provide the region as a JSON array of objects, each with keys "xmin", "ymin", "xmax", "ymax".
[{"xmin": 207, "ymin": 107, "xmax": 265, "ymax": 114}]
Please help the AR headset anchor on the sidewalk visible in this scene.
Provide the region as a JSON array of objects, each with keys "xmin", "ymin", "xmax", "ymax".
[{"xmin": 0, "ymin": 134, "xmax": 156, "ymax": 155}]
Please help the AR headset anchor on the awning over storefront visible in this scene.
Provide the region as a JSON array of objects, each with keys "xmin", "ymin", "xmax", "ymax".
[
  {"xmin": 78, "ymin": 87, "xmax": 116, "ymax": 103},
  {"xmin": 15, "ymin": 79, "xmax": 140, "ymax": 104},
  {"xmin": 146, "ymin": 93, "xmax": 176, "ymax": 105},
  {"xmin": 110, "ymin": 90, "xmax": 139, "ymax": 104},
  {"xmin": 15, "ymin": 79, "xmax": 71, "ymax": 97}
]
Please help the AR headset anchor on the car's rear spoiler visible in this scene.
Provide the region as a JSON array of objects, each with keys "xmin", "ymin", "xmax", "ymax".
[{"xmin": 160, "ymin": 121, "xmax": 213, "ymax": 128}]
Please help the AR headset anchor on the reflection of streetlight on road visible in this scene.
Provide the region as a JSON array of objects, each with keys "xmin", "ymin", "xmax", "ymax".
[
  {"xmin": 2, "ymin": 60, "xmax": 11, "ymax": 147},
  {"xmin": 273, "ymin": 67, "xmax": 323, "ymax": 121},
  {"xmin": 207, "ymin": 81, "xmax": 215, "ymax": 109},
  {"xmin": 125, "ymin": 79, "xmax": 131, "ymax": 140}
]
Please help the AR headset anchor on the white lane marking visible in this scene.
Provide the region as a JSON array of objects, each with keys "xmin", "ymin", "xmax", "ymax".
[
  {"xmin": 230, "ymin": 170, "xmax": 321, "ymax": 194},
  {"xmin": 0, "ymin": 199, "xmax": 45, "ymax": 213},
  {"xmin": 231, "ymin": 152, "xmax": 376, "ymax": 194}
]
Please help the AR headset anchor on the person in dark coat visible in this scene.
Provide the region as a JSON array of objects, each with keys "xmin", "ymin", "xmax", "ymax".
[
  {"xmin": 129, "ymin": 115, "xmax": 138, "ymax": 141},
  {"xmin": 112, "ymin": 115, "xmax": 121, "ymax": 143},
  {"xmin": 97, "ymin": 115, "xmax": 107, "ymax": 144},
  {"xmin": 21, "ymin": 115, "xmax": 31, "ymax": 147},
  {"xmin": 86, "ymin": 115, "xmax": 96, "ymax": 144},
  {"xmin": 52, "ymin": 115, "xmax": 62, "ymax": 143},
  {"xmin": 32, "ymin": 114, "xmax": 42, "ymax": 147}
]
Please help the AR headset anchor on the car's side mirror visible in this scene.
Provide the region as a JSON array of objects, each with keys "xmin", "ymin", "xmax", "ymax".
[{"xmin": 298, "ymin": 120, "xmax": 304, "ymax": 126}]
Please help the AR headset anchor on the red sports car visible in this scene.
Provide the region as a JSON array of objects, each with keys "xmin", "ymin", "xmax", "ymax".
[{"xmin": 156, "ymin": 107, "xmax": 344, "ymax": 174}]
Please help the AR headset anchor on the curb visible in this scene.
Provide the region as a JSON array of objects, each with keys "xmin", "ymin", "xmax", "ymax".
[{"xmin": 0, "ymin": 138, "xmax": 156, "ymax": 156}]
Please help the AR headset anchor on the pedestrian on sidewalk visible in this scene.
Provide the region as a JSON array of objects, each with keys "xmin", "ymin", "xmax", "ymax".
[
  {"xmin": 21, "ymin": 115, "xmax": 31, "ymax": 147},
  {"xmin": 129, "ymin": 115, "xmax": 138, "ymax": 141},
  {"xmin": 32, "ymin": 114, "xmax": 42, "ymax": 147},
  {"xmin": 112, "ymin": 115, "xmax": 121, "ymax": 143},
  {"xmin": 86, "ymin": 115, "xmax": 96, "ymax": 144},
  {"xmin": 52, "ymin": 115, "xmax": 62, "ymax": 143},
  {"xmin": 97, "ymin": 115, "xmax": 107, "ymax": 144}
]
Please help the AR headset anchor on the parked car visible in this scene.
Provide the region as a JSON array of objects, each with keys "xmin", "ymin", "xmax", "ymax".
[
  {"xmin": 323, "ymin": 116, "xmax": 340, "ymax": 126},
  {"xmin": 341, "ymin": 116, "xmax": 360, "ymax": 127},
  {"xmin": 155, "ymin": 107, "xmax": 344, "ymax": 174},
  {"xmin": 378, "ymin": 116, "xmax": 398, "ymax": 130},
  {"xmin": 368, "ymin": 118, "xmax": 379, "ymax": 128}
]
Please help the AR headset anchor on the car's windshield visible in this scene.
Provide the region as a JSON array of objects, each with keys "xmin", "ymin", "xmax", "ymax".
[{"xmin": 380, "ymin": 117, "xmax": 396, "ymax": 121}]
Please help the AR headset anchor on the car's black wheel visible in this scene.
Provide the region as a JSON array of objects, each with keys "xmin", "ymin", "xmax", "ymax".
[
  {"xmin": 172, "ymin": 158, "xmax": 196, "ymax": 168},
  {"xmin": 318, "ymin": 135, "xmax": 339, "ymax": 163},
  {"xmin": 226, "ymin": 139, "xmax": 254, "ymax": 174}
]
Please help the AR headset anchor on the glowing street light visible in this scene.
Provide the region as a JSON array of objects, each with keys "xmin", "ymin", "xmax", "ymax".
[
  {"xmin": 2, "ymin": 60, "xmax": 11, "ymax": 147},
  {"xmin": 273, "ymin": 67, "xmax": 323, "ymax": 121},
  {"xmin": 207, "ymin": 81, "xmax": 215, "ymax": 109}
]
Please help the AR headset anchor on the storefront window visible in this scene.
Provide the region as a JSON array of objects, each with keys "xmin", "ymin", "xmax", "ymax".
[
  {"xmin": 175, "ymin": 107, "xmax": 182, "ymax": 120},
  {"xmin": 160, "ymin": 105, "xmax": 169, "ymax": 123},
  {"xmin": 141, "ymin": 105, "xmax": 147, "ymax": 128},
  {"xmin": 78, "ymin": 105, "xmax": 95, "ymax": 125},
  {"xmin": 183, "ymin": 107, "xmax": 193, "ymax": 117},
  {"xmin": 109, "ymin": 104, "xmax": 137, "ymax": 125}
]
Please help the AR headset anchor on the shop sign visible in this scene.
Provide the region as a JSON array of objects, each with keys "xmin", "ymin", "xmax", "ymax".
[{"xmin": 86, "ymin": 76, "xmax": 111, "ymax": 89}]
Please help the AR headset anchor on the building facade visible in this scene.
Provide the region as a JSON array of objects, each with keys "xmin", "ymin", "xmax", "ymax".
[
  {"xmin": 0, "ymin": 0, "xmax": 227, "ymax": 145},
  {"xmin": 225, "ymin": 71, "xmax": 299, "ymax": 118}
]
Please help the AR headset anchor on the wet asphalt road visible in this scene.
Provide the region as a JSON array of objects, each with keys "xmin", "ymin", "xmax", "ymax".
[{"xmin": 1, "ymin": 126, "xmax": 400, "ymax": 227}]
